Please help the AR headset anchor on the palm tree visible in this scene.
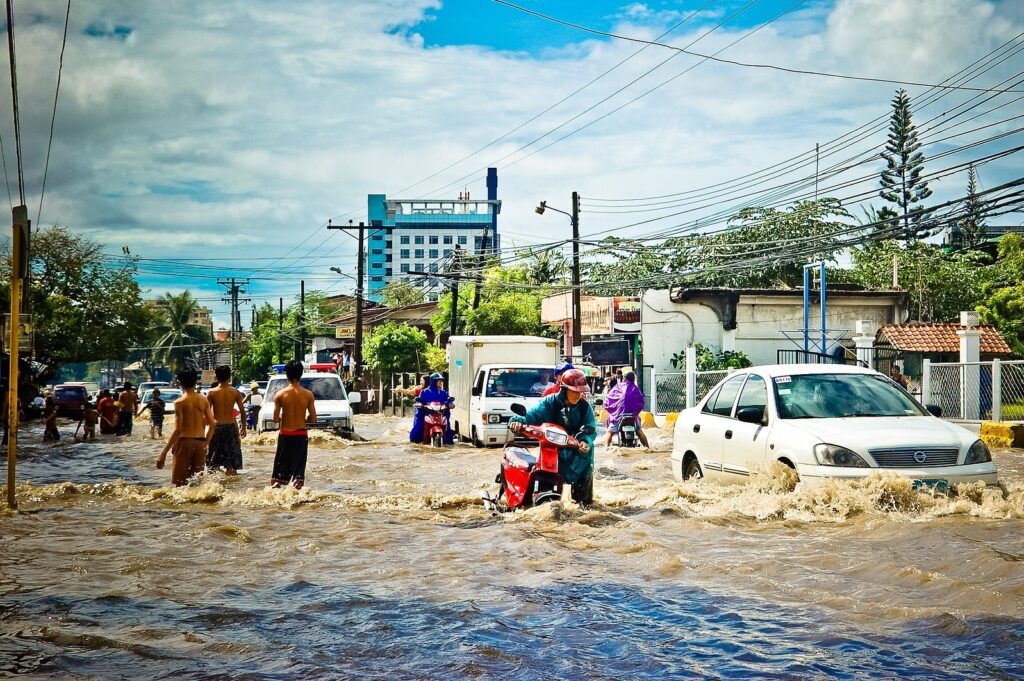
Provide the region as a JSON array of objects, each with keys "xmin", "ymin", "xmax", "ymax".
[
  {"xmin": 151, "ymin": 291, "xmax": 210, "ymax": 371},
  {"xmin": 527, "ymin": 248, "xmax": 568, "ymax": 285}
]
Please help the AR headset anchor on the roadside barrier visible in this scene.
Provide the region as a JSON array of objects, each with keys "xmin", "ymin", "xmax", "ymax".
[{"xmin": 980, "ymin": 421, "xmax": 1024, "ymax": 449}]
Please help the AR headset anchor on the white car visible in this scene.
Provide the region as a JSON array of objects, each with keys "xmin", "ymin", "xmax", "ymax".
[
  {"xmin": 140, "ymin": 388, "xmax": 182, "ymax": 413},
  {"xmin": 257, "ymin": 370, "xmax": 360, "ymax": 436},
  {"xmin": 672, "ymin": 364, "xmax": 997, "ymax": 489}
]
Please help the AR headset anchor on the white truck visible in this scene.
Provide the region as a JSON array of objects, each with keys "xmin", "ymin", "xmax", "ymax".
[{"xmin": 447, "ymin": 335, "xmax": 561, "ymax": 447}]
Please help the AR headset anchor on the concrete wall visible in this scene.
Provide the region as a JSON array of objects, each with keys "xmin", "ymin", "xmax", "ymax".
[{"xmin": 641, "ymin": 289, "xmax": 906, "ymax": 372}]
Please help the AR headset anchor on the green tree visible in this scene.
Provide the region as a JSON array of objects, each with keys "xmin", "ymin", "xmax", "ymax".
[
  {"xmin": 0, "ymin": 225, "xmax": 151, "ymax": 371},
  {"xmin": 431, "ymin": 285, "xmax": 474, "ymax": 338},
  {"xmin": 362, "ymin": 322, "xmax": 429, "ymax": 374},
  {"xmin": 526, "ymin": 248, "xmax": 568, "ymax": 285},
  {"xmin": 956, "ymin": 163, "xmax": 988, "ymax": 250},
  {"xmin": 582, "ymin": 237, "xmax": 666, "ymax": 296},
  {"xmin": 150, "ymin": 291, "xmax": 212, "ymax": 371},
  {"xmin": 235, "ymin": 302, "xmax": 287, "ymax": 379},
  {"xmin": 380, "ymin": 279, "xmax": 425, "ymax": 307},
  {"xmin": 977, "ymin": 233, "xmax": 1024, "ymax": 354},
  {"xmin": 879, "ymin": 89, "xmax": 933, "ymax": 241}
]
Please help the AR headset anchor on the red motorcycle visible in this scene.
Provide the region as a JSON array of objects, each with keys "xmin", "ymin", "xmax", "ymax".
[
  {"xmin": 416, "ymin": 401, "xmax": 451, "ymax": 448},
  {"xmin": 481, "ymin": 403, "xmax": 594, "ymax": 512}
]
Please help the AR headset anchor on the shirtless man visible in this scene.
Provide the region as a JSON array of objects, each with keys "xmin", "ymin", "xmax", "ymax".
[
  {"xmin": 206, "ymin": 365, "xmax": 246, "ymax": 475},
  {"xmin": 270, "ymin": 360, "xmax": 316, "ymax": 489},
  {"xmin": 116, "ymin": 382, "xmax": 139, "ymax": 436},
  {"xmin": 156, "ymin": 368, "xmax": 215, "ymax": 486}
]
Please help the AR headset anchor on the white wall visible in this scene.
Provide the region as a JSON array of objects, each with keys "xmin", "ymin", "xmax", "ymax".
[{"xmin": 641, "ymin": 290, "xmax": 723, "ymax": 373}]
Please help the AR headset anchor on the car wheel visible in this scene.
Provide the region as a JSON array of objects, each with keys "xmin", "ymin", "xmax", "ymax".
[{"xmin": 683, "ymin": 457, "xmax": 703, "ymax": 481}]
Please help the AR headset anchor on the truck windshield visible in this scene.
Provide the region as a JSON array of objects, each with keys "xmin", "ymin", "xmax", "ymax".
[{"xmin": 487, "ymin": 368, "xmax": 549, "ymax": 398}]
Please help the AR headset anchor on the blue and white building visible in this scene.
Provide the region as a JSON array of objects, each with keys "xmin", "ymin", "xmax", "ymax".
[{"xmin": 365, "ymin": 168, "xmax": 500, "ymax": 302}]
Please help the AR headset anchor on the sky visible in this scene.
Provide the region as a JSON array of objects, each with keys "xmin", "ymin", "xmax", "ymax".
[{"xmin": 1, "ymin": 0, "xmax": 1022, "ymax": 329}]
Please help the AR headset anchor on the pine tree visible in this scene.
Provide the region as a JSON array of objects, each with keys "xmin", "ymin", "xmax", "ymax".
[
  {"xmin": 956, "ymin": 163, "xmax": 987, "ymax": 250},
  {"xmin": 879, "ymin": 89, "xmax": 932, "ymax": 242}
]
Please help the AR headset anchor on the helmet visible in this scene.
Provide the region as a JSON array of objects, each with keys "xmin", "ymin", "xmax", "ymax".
[
  {"xmin": 430, "ymin": 372, "xmax": 444, "ymax": 382},
  {"xmin": 559, "ymin": 368, "xmax": 590, "ymax": 394},
  {"xmin": 553, "ymin": 361, "xmax": 574, "ymax": 376}
]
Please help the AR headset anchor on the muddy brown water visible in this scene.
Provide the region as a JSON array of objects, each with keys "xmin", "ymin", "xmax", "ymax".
[{"xmin": 2, "ymin": 414, "xmax": 1023, "ymax": 679}]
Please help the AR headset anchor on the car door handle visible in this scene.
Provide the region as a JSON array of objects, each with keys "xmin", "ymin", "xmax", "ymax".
[
  {"xmin": 724, "ymin": 430, "xmax": 733, "ymax": 439},
  {"xmin": 693, "ymin": 424, "xmax": 700, "ymax": 433}
]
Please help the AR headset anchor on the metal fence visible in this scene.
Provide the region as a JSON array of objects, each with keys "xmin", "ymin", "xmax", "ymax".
[
  {"xmin": 649, "ymin": 369, "xmax": 729, "ymax": 414},
  {"xmin": 924, "ymin": 359, "xmax": 1024, "ymax": 422}
]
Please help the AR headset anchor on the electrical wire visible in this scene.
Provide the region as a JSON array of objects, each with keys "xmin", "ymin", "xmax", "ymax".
[
  {"xmin": 36, "ymin": 0, "xmax": 72, "ymax": 226},
  {"xmin": 5, "ymin": 0, "xmax": 25, "ymax": 204}
]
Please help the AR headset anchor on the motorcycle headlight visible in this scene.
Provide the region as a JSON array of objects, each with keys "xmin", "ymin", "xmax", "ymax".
[
  {"xmin": 545, "ymin": 428, "xmax": 569, "ymax": 446},
  {"xmin": 966, "ymin": 439, "xmax": 992, "ymax": 465},
  {"xmin": 813, "ymin": 443, "xmax": 870, "ymax": 468}
]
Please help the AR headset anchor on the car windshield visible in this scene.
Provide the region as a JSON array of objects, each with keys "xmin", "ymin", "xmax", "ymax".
[
  {"xmin": 55, "ymin": 387, "xmax": 86, "ymax": 399},
  {"xmin": 486, "ymin": 368, "xmax": 544, "ymax": 397},
  {"xmin": 265, "ymin": 376, "xmax": 346, "ymax": 402},
  {"xmin": 774, "ymin": 373, "xmax": 926, "ymax": 419}
]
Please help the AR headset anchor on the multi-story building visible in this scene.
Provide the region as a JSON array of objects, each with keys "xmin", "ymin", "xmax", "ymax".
[
  {"xmin": 365, "ymin": 168, "xmax": 500, "ymax": 302},
  {"xmin": 144, "ymin": 299, "xmax": 215, "ymax": 340}
]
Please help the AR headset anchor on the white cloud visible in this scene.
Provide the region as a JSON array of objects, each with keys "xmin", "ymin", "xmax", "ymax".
[{"xmin": 0, "ymin": 0, "xmax": 1019, "ymax": 318}]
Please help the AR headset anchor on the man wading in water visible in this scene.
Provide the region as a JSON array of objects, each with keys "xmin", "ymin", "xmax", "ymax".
[
  {"xmin": 156, "ymin": 368, "xmax": 216, "ymax": 486},
  {"xmin": 206, "ymin": 365, "xmax": 246, "ymax": 475},
  {"xmin": 270, "ymin": 360, "xmax": 316, "ymax": 489},
  {"xmin": 116, "ymin": 382, "xmax": 139, "ymax": 436}
]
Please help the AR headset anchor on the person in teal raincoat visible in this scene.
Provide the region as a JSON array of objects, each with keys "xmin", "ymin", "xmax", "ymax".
[{"xmin": 509, "ymin": 368, "xmax": 597, "ymax": 505}]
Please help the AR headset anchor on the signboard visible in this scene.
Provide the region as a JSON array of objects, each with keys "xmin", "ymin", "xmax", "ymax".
[
  {"xmin": 580, "ymin": 296, "xmax": 612, "ymax": 336},
  {"xmin": 582, "ymin": 338, "xmax": 631, "ymax": 366},
  {"xmin": 2, "ymin": 313, "xmax": 32, "ymax": 352},
  {"xmin": 612, "ymin": 297, "xmax": 641, "ymax": 334},
  {"xmin": 201, "ymin": 369, "xmax": 217, "ymax": 386},
  {"xmin": 335, "ymin": 326, "xmax": 370, "ymax": 339}
]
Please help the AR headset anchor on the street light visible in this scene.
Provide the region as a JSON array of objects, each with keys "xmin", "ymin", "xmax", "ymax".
[
  {"xmin": 535, "ymin": 193, "xmax": 581, "ymax": 355},
  {"xmin": 329, "ymin": 266, "xmax": 356, "ymax": 281}
]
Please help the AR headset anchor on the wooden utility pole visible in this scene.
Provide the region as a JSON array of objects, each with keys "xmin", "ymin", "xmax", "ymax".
[
  {"xmin": 571, "ymin": 191, "xmax": 581, "ymax": 351},
  {"xmin": 278, "ymin": 297, "xmax": 284, "ymax": 363},
  {"xmin": 297, "ymin": 280, "xmax": 305, "ymax": 361},
  {"xmin": 327, "ymin": 221, "xmax": 366, "ymax": 379},
  {"xmin": 449, "ymin": 245, "xmax": 462, "ymax": 337},
  {"xmin": 7, "ymin": 205, "xmax": 27, "ymax": 510}
]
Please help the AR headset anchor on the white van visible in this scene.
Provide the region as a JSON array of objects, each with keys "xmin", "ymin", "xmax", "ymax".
[
  {"xmin": 257, "ymin": 368, "xmax": 360, "ymax": 437},
  {"xmin": 447, "ymin": 335, "xmax": 561, "ymax": 447}
]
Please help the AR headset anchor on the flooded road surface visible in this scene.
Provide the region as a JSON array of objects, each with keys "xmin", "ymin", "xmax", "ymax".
[{"xmin": 2, "ymin": 414, "xmax": 1024, "ymax": 679}]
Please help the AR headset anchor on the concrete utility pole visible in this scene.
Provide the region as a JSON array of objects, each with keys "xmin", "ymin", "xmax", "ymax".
[
  {"xmin": 278, "ymin": 297, "xmax": 284, "ymax": 363},
  {"xmin": 6, "ymin": 204, "xmax": 28, "ymax": 510},
  {"xmin": 571, "ymin": 191, "xmax": 581, "ymax": 351},
  {"xmin": 297, "ymin": 280, "xmax": 305, "ymax": 361},
  {"xmin": 218, "ymin": 277, "xmax": 250, "ymax": 367},
  {"xmin": 450, "ymin": 245, "xmax": 462, "ymax": 337},
  {"xmin": 327, "ymin": 221, "xmax": 366, "ymax": 379},
  {"xmin": 471, "ymin": 227, "xmax": 488, "ymax": 315}
]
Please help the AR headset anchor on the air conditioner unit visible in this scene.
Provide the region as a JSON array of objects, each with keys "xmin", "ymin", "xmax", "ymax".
[
  {"xmin": 855, "ymin": 320, "xmax": 875, "ymax": 336},
  {"xmin": 960, "ymin": 311, "xmax": 980, "ymax": 327}
]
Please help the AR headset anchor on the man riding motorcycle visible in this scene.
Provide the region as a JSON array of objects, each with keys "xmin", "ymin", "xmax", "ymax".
[
  {"xmin": 509, "ymin": 368, "xmax": 597, "ymax": 504},
  {"xmin": 409, "ymin": 372, "xmax": 454, "ymax": 445}
]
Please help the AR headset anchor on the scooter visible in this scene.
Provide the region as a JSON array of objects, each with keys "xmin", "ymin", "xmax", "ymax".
[
  {"xmin": 245, "ymin": 404, "xmax": 260, "ymax": 430},
  {"xmin": 415, "ymin": 401, "xmax": 452, "ymax": 448},
  {"xmin": 617, "ymin": 413, "xmax": 639, "ymax": 447},
  {"xmin": 481, "ymin": 403, "xmax": 595, "ymax": 512}
]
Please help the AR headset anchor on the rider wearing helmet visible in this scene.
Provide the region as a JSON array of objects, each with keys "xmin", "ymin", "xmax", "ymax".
[
  {"xmin": 542, "ymin": 361, "xmax": 575, "ymax": 397},
  {"xmin": 509, "ymin": 368, "xmax": 597, "ymax": 504},
  {"xmin": 410, "ymin": 372, "xmax": 455, "ymax": 445}
]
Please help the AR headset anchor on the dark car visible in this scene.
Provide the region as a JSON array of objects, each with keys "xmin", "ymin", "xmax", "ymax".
[{"xmin": 53, "ymin": 384, "xmax": 89, "ymax": 417}]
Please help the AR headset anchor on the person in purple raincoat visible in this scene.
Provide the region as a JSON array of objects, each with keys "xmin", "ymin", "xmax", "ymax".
[{"xmin": 602, "ymin": 371, "xmax": 649, "ymax": 448}]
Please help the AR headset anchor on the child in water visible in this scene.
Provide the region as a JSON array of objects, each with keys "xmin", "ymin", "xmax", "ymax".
[
  {"xmin": 74, "ymin": 401, "xmax": 98, "ymax": 441},
  {"xmin": 42, "ymin": 396, "xmax": 60, "ymax": 442}
]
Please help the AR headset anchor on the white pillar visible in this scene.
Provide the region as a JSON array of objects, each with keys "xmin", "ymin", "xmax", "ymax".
[
  {"xmin": 992, "ymin": 358, "xmax": 1002, "ymax": 422},
  {"xmin": 958, "ymin": 328, "xmax": 982, "ymax": 420},
  {"xmin": 922, "ymin": 359, "xmax": 932, "ymax": 405},
  {"xmin": 650, "ymin": 367, "xmax": 658, "ymax": 415},
  {"xmin": 853, "ymin": 335, "xmax": 874, "ymax": 368},
  {"xmin": 685, "ymin": 346, "xmax": 697, "ymax": 409},
  {"xmin": 721, "ymin": 328, "xmax": 737, "ymax": 353}
]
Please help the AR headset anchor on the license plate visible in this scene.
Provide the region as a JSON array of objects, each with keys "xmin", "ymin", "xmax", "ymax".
[{"xmin": 912, "ymin": 479, "xmax": 950, "ymax": 494}]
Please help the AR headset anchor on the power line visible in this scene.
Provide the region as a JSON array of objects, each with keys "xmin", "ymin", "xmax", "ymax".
[
  {"xmin": 5, "ymin": 0, "xmax": 25, "ymax": 204},
  {"xmin": 36, "ymin": 0, "xmax": 73, "ymax": 226},
  {"xmin": 493, "ymin": 0, "xmax": 1024, "ymax": 94}
]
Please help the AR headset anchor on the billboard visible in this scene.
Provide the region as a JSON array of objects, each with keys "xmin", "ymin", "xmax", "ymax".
[
  {"xmin": 580, "ymin": 296, "xmax": 612, "ymax": 336},
  {"xmin": 612, "ymin": 297, "xmax": 641, "ymax": 334},
  {"xmin": 582, "ymin": 338, "xmax": 631, "ymax": 366}
]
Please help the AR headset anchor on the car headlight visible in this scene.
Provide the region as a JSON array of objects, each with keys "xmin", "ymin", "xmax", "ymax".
[
  {"xmin": 966, "ymin": 439, "xmax": 992, "ymax": 465},
  {"xmin": 813, "ymin": 443, "xmax": 870, "ymax": 468},
  {"xmin": 487, "ymin": 413, "xmax": 501, "ymax": 424}
]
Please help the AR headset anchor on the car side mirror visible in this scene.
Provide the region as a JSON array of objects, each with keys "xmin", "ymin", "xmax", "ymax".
[
  {"xmin": 348, "ymin": 392, "xmax": 361, "ymax": 404},
  {"xmin": 471, "ymin": 386, "xmax": 481, "ymax": 397},
  {"xmin": 736, "ymin": 406, "xmax": 765, "ymax": 425},
  {"xmin": 510, "ymin": 403, "xmax": 527, "ymax": 416},
  {"xmin": 925, "ymin": 404, "xmax": 942, "ymax": 417}
]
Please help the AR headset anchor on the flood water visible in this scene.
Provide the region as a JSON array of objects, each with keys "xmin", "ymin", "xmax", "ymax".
[{"xmin": 2, "ymin": 414, "xmax": 1024, "ymax": 679}]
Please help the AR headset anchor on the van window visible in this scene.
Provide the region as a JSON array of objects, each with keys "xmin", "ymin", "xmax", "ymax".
[
  {"xmin": 265, "ymin": 377, "xmax": 346, "ymax": 402},
  {"xmin": 474, "ymin": 371, "xmax": 485, "ymax": 395}
]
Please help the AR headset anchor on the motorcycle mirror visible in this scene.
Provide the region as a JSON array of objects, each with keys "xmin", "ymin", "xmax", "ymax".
[
  {"xmin": 510, "ymin": 403, "xmax": 527, "ymax": 416},
  {"xmin": 579, "ymin": 425, "xmax": 595, "ymax": 436}
]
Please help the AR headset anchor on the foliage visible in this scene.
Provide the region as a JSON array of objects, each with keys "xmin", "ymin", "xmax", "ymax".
[
  {"xmin": 149, "ymin": 291, "xmax": 211, "ymax": 371},
  {"xmin": 430, "ymin": 265, "xmax": 554, "ymax": 338},
  {"xmin": 0, "ymin": 225, "xmax": 151, "ymax": 373},
  {"xmin": 955, "ymin": 163, "xmax": 988, "ymax": 250},
  {"xmin": 845, "ymin": 239, "xmax": 991, "ymax": 322},
  {"xmin": 235, "ymin": 302, "xmax": 287, "ymax": 380},
  {"xmin": 424, "ymin": 345, "xmax": 447, "ymax": 373},
  {"xmin": 879, "ymin": 89, "xmax": 933, "ymax": 241},
  {"xmin": 582, "ymin": 237, "xmax": 666, "ymax": 296},
  {"xmin": 670, "ymin": 343, "xmax": 752, "ymax": 371},
  {"xmin": 526, "ymin": 248, "xmax": 568, "ymax": 285},
  {"xmin": 380, "ymin": 279, "xmax": 425, "ymax": 308},
  {"xmin": 431, "ymin": 285, "xmax": 474, "ymax": 338},
  {"xmin": 977, "ymin": 234, "xmax": 1024, "ymax": 355},
  {"xmin": 362, "ymin": 322, "xmax": 429, "ymax": 374}
]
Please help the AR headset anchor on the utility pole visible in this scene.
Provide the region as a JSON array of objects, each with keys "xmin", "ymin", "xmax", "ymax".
[
  {"xmin": 450, "ymin": 245, "xmax": 462, "ymax": 338},
  {"xmin": 278, "ymin": 297, "xmax": 284, "ymax": 363},
  {"xmin": 571, "ymin": 191, "xmax": 581, "ymax": 353},
  {"xmin": 297, "ymin": 280, "xmax": 305, "ymax": 361},
  {"xmin": 218, "ymin": 277, "xmax": 250, "ymax": 368},
  {"xmin": 471, "ymin": 227, "xmax": 488, "ymax": 315},
  {"xmin": 327, "ymin": 221, "xmax": 366, "ymax": 379},
  {"xmin": 6, "ymin": 205, "xmax": 28, "ymax": 510},
  {"xmin": 251, "ymin": 304, "xmax": 257, "ymax": 330}
]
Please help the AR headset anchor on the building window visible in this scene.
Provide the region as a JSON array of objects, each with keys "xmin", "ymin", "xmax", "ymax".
[
  {"xmin": 429, "ymin": 249, "xmax": 438, "ymax": 259},
  {"xmin": 458, "ymin": 236, "xmax": 468, "ymax": 245},
  {"xmin": 400, "ymin": 236, "xmax": 410, "ymax": 245},
  {"xmin": 385, "ymin": 268, "xmax": 392, "ymax": 276},
  {"xmin": 443, "ymin": 235, "xmax": 453, "ymax": 245},
  {"xmin": 371, "ymin": 276, "xmax": 383, "ymax": 283},
  {"xmin": 474, "ymin": 237, "xmax": 483, "ymax": 249},
  {"xmin": 444, "ymin": 249, "xmax": 452, "ymax": 257},
  {"xmin": 371, "ymin": 233, "xmax": 384, "ymax": 241},
  {"xmin": 385, "ymin": 254, "xmax": 392, "ymax": 262},
  {"xmin": 415, "ymin": 235, "xmax": 424, "ymax": 245},
  {"xmin": 429, "ymin": 236, "xmax": 439, "ymax": 245},
  {"xmin": 429, "ymin": 263, "xmax": 438, "ymax": 273},
  {"xmin": 400, "ymin": 249, "xmax": 409, "ymax": 258},
  {"xmin": 401, "ymin": 263, "xmax": 410, "ymax": 273},
  {"xmin": 371, "ymin": 249, "xmax": 383, "ymax": 255},
  {"xmin": 371, "ymin": 261, "xmax": 382, "ymax": 269},
  {"xmin": 415, "ymin": 249, "xmax": 424, "ymax": 259}
]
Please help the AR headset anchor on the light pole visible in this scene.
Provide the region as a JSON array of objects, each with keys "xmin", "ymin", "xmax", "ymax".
[{"xmin": 536, "ymin": 192, "xmax": 581, "ymax": 354}]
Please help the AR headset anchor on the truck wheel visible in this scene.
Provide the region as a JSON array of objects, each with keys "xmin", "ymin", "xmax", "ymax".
[{"xmin": 472, "ymin": 426, "xmax": 483, "ymax": 448}]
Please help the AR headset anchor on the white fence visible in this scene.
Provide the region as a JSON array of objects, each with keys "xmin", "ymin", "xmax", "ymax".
[
  {"xmin": 923, "ymin": 359, "xmax": 1024, "ymax": 422},
  {"xmin": 649, "ymin": 358, "xmax": 730, "ymax": 414}
]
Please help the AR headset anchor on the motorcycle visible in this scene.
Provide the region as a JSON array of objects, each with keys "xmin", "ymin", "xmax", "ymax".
[
  {"xmin": 617, "ymin": 412, "xmax": 639, "ymax": 448},
  {"xmin": 415, "ymin": 400, "xmax": 451, "ymax": 448},
  {"xmin": 245, "ymin": 404, "xmax": 260, "ymax": 430},
  {"xmin": 481, "ymin": 403, "xmax": 595, "ymax": 512}
]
